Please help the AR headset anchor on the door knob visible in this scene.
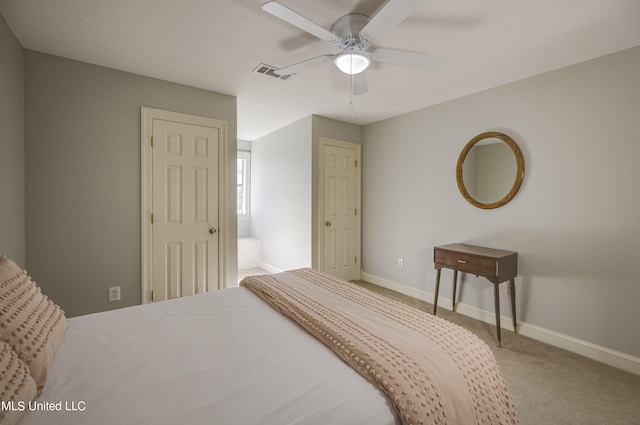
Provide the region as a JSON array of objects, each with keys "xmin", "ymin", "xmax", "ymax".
[
  {"xmin": 325, "ymin": 221, "xmax": 332, "ymax": 227},
  {"xmin": 209, "ymin": 227, "xmax": 217, "ymax": 235}
]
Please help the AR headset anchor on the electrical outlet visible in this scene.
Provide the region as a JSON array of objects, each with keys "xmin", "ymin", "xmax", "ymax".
[
  {"xmin": 397, "ymin": 258, "xmax": 404, "ymax": 268},
  {"xmin": 109, "ymin": 286, "xmax": 121, "ymax": 302}
]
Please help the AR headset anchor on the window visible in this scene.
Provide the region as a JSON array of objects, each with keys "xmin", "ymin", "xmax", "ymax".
[{"xmin": 237, "ymin": 151, "xmax": 251, "ymax": 216}]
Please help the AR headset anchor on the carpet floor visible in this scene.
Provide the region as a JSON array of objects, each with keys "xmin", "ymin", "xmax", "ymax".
[{"xmin": 355, "ymin": 280, "xmax": 640, "ymax": 425}]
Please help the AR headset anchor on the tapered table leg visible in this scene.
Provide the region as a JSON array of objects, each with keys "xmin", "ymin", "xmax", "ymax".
[
  {"xmin": 433, "ymin": 269, "xmax": 441, "ymax": 315},
  {"xmin": 509, "ymin": 278, "xmax": 517, "ymax": 332},
  {"xmin": 494, "ymin": 283, "xmax": 501, "ymax": 347},
  {"xmin": 452, "ymin": 270, "xmax": 458, "ymax": 312}
]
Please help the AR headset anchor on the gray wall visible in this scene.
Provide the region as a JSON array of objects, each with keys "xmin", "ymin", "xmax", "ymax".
[
  {"xmin": 361, "ymin": 46, "xmax": 640, "ymax": 358},
  {"xmin": 24, "ymin": 51, "xmax": 237, "ymax": 317},
  {"xmin": 0, "ymin": 15, "xmax": 24, "ymax": 266}
]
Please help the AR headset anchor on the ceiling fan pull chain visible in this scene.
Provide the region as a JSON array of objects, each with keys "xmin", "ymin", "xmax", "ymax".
[
  {"xmin": 349, "ymin": 54, "xmax": 356, "ymax": 116},
  {"xmin": 350, "ymin": 74, "xmax": 355, "ymax": 116}
]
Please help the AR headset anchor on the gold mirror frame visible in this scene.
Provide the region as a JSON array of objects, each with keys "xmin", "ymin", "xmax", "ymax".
[{"xmin": 456, "ymin": 131, "xmax": 525, "ymax": 209}]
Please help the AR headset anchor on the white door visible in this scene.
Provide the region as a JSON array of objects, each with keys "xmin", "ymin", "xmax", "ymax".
[
  {"xmin": 320, "ymin": 139, "xmax": 361, "ymax": 281},
  {"xmin": 141, "ymin": 107, "xmax": 227, "ymax": 304},
  {"xmin": 151, "ymin": 119, "xmax": 219, "ymax": 300}
]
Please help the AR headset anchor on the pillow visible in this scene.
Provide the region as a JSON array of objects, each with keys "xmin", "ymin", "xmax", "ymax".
[
  {"xmin": 0, "ymin": 339, "xmax": 38, "ymax": 425},
  {"xmin": 0, "ymin": 256, "xmax": 68, "ymax": 392}
]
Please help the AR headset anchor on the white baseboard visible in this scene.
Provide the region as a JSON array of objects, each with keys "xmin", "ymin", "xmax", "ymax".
[
  {"xmin": 360, "ymin": 271, "xmax": 640, "ymax": 376},
  {"xmin": 258, "ymin": 261, "xmax": 283, "ymax": 274}
]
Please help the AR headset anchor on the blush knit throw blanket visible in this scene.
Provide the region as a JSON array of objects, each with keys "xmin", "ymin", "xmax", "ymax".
[{"xmin": 241, "ymin": 269, "xmax": 518, "ymax": 425}]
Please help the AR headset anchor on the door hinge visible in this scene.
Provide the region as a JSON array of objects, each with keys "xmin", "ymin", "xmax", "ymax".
[
  {"xmin": 150, "ymin": 136, "xmax": 154, "ymax": 147},
  {"xmin": 354, "ymin": 208, "xmax": 357, "ymax": 216},
  {"xmin": 151, "ymin": 290, "xmax": 154, "ymax": 302},
  {"xmin": 355, "ymin": 160, "xmax": 358, "ymax": 167},
  {"xmin": 355, "ymin": 256, "xmax": 358, "ymax": 264},
  {"xmin": 151, "ymin": 213, "xmax": 154, "ymax": 224}
]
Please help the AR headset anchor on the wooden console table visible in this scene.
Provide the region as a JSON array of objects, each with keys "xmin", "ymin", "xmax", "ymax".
[{"xmin": 433, "ymin": 243, "xmax": 518, "ymax": 346}]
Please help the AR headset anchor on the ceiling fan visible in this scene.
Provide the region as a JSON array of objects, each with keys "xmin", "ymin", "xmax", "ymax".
[{"xmin": 261, "ymin": 0, "xmax": 443, "ymax": 95}]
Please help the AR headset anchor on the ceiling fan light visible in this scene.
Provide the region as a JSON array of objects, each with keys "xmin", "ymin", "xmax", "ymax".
[{"xmin": 334, "ymin": 51, "xmax": 370, "ymax": 75}]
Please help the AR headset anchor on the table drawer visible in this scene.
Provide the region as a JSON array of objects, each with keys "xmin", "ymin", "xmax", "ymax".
[{"xmin": 435, "ymin": 249, "xmax": 497, "ymax": 277}]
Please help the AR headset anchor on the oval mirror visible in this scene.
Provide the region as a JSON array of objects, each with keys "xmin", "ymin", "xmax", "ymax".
[{"xmin": 456, "ymin": 132, "xmax": 524, "ymax": 209}]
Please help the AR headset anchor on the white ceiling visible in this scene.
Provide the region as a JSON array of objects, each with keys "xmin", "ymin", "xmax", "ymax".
[{"xmin": 2, "ymin": 0, "xmax": 640, "ymax": 140}]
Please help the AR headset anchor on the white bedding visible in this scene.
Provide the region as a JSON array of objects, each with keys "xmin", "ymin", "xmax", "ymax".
[{"xmin": 19, "ymin": 287, "xmax": 398, "ymax": 425}]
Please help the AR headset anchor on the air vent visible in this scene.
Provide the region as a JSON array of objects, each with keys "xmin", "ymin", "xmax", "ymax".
[{"xmin": 252, "ymin": 63, "xmax": 294, "ymax": 80}]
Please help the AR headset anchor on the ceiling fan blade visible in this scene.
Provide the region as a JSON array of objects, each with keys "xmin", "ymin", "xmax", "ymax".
[
  {"xmin": 360, "ymin": 0, "xmax": 425, "ymax": 43},
  {"xmin": 262, "ymin": 2, "xmax": 339, "ymax": 44},
  {"xmin": 275, "ymin": 54, "xmax": 335, "ymax": 76},
  {"xmin": 372, "ymin": 48, "xmax": 444, "ymax": 70},
  {"xmin": 352, "ymin": 73, "xmax": 368, "ymax": 96}
]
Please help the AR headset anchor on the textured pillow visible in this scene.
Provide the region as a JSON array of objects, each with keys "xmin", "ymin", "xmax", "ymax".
[
  {"xmin": 0, "ymin": 339, "xmax": 38, "ymax": 425},
  {"xmin": 0, "ymin": 256, "xmax": 68, "ymax": 391}
]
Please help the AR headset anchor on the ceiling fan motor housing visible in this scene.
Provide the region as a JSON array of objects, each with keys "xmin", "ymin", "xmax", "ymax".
[{"xmin": 332, "ymin": 14, "xmax": 372, "ymax": 50}]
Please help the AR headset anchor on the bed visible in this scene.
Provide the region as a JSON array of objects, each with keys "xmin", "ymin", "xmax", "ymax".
[{"xmin": 1, "ymin": 257, "xmax": 517, "ymax": 425}]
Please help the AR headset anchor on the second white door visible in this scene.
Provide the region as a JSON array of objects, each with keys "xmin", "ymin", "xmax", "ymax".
[{"xmin": 320, "ymin": 139, "xmax": 361, "ymax": 281}]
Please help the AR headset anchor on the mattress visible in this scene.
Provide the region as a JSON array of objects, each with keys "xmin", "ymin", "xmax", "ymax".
[{"xmin": 18, "ymin": 287, "xmax": 398, "ymax": 425}]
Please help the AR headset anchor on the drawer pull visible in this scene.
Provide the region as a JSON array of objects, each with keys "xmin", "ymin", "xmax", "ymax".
[{"xmin": 456, "ymin": 259, "xmax": 468, "ymax": 264}]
